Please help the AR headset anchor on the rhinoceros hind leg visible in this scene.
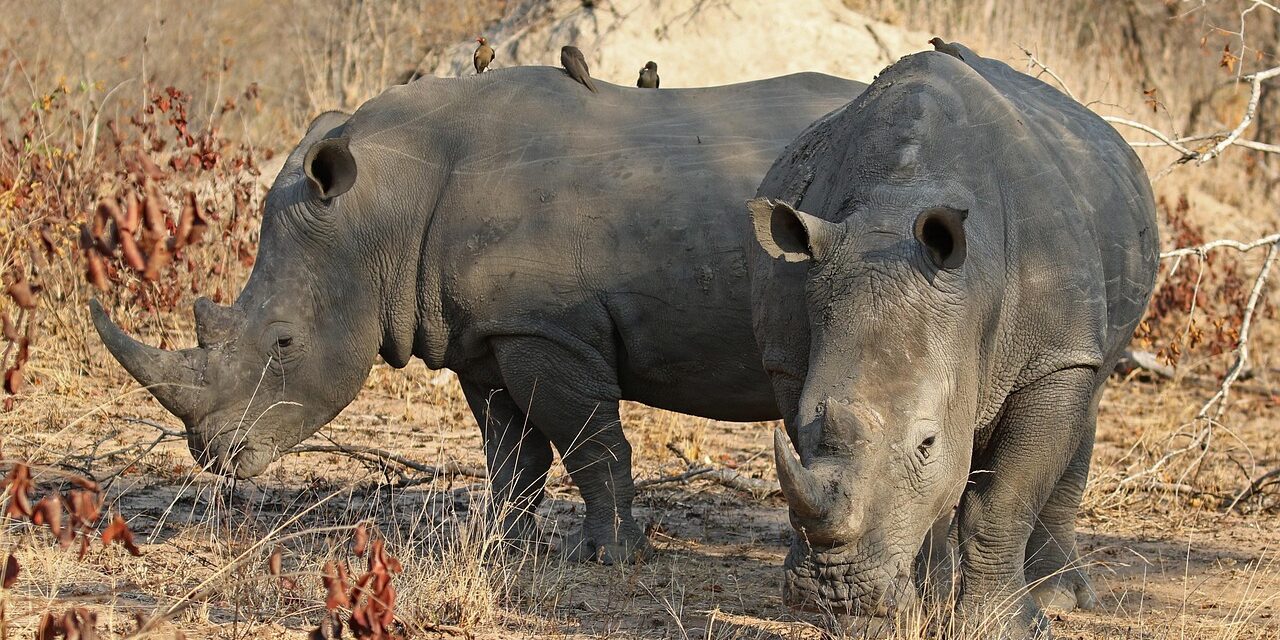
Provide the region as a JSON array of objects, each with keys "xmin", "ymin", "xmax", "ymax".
[
  {"xmin": 460, "ymin": 379, "xmax": 554, "ymax": 548},
  {"xmin": 493, "ymin": 336, "xmax": 648, "ymax": 565}
]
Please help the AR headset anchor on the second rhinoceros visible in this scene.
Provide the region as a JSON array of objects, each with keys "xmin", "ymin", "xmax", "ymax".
[
  {"xmin": 747, "ymin": 44, "xmax": 1157, "ymax": 636},
  {"xmin": 92, "ymin": 66, "xmax": 865, "ymax": 562}
]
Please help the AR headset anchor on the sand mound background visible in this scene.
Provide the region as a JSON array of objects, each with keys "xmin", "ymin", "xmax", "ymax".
[{"xmin": 427, "ymin": 0, "xmax": 930, "ymax": 87}]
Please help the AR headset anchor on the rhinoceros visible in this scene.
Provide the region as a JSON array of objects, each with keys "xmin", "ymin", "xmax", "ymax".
[
  {"xmin": 746, "ymin": 44, "xmax": 1157, "ymax": 635},
  {"xmin": 91, "ymin": 66, "xmax": 866, "ymax": 562}
]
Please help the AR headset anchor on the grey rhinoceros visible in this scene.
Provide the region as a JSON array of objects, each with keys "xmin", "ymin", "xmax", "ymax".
[
  {"xmin": 92, "ymin": 66, "xmax": 865, "ymax": 562},
  {"xmin": 746, "ymin": 44, "xmax": 1157, "ymax": 636}
]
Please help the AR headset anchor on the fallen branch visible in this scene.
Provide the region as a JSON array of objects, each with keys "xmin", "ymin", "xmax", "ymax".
[
  {"xmin": 288, "ymin": 443, "xmax": 487, "ymax": 480},
  {"xmin": 636, "ymin": 466, "xmax": 713, "ymax": 490},
  {"xmin": 645, "ymin": 442, "xmax": 779, "ymax": 498},
  {"xmin": 1116, "ymin": 350, "xmax": 1279, "ymax": 396},
  {"xmin": 1228, "ymin": 467, "xmax": 1280, "ymax": 510}
]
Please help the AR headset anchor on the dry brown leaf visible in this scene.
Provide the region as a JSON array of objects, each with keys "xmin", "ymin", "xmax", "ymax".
[
  {"xmin": 101, "ymin": 512, "xmax": 142, "ymax": 556},
  {"xmin": 2, "ymin": 552, "xmax": 18, "ymax": 589},
  {"xmin": 353, "ymin": 522, "xmax": 369, "ymax": 558}
]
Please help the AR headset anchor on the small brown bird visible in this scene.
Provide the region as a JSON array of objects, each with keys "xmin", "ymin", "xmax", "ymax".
[
  {"xmin": 474, "ymin": 36, "xmax": 495, "ymax": 74},
  {"xmin": 928, "ymin": 37, "xmax": 964, "ymax": 61},
  {"xmin": 561, "ymin": 45, "xmax": 597, "ymax": 93},
  {"xmin": 636, "ymin": 61, "xmax": 659, "ymax": 89}
]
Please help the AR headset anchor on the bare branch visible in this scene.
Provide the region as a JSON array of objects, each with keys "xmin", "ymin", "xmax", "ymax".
[
  {"xmin": 649, "ymin": 441, "xmax": 779, "ymax": 497},
  {"xmin": 1159, "ymin": 232, "xmax": 1280, "ymax": 259},
  {"xmin": 1017, "ymin": 44, "xmax": 1078, "ymax": 101},
  {"xmin": 1196, "ymin": 65, "xmax": 1280, "ymax": 164},
  {"xmin": 1228, "ymin": 466, "xmax": 1280, "ymax": 510},
  {"xmin": 1017, "ymin": 48, "xmax": 1279, "ymax": 163},
  {"xmin": 1194, "ymin": 239, "xmax": 1279, "ymax": 421}
]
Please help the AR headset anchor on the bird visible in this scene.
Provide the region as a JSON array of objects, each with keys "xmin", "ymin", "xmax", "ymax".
[
  {"xmin": 636, "ymin": 61, "xmax": 659, "ymax": 89},
  {"xmin": 473, "ymin": 36, "xmax": 495, "ymax": 74},
  {"xmin": 928, "ymin": 37, "xmax": 964, "ymax": 61},
  {"xmin": 561, "ymin": 45, "xmax": 597, "ymax": 93}
]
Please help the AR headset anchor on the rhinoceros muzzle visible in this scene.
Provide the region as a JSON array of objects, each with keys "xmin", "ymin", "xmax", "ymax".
[{"xmin": 783, "ymin": 538, "xmax": 917, "ymax": 620}]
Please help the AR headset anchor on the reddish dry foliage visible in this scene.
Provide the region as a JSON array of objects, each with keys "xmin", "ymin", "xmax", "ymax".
[
  {"xmin": 353, "ymin": 522, "xmax": 369, "ymax": 558},
  {"xmin": 2, "ymin": 462, "xmax": 34, "ymax": 518},
  {"xmin": 269, "ymin": 547, "xmax": 297, "ymax": 591},
  {"xmin": 101, "ymin": 513, "xmax": 142, "ymax": 556},
  {"xmin": 1, "ymin": 460, "xmax": 143, "ymax": 562},
  {"xmin": 1134, "ymin": 195, "xmax": 1272, "ymax": 369},
  {"xmin": 313, "ymin": 528, "xmax": 405, "ymax": 639},
  {"xmin": 1, "ymin": 80, "xmax": 265, "ymax": 409},
  {"xmin": 35, "ymin": 607, "xmax": 99, "ymax": 640}
]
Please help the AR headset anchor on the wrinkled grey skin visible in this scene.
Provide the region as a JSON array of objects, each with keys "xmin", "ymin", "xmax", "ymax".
[
  {"xmin": 746, "ymin": 45, "xmax": 1157, "ymax": 637},
  {"xmin": 92, "ymin": 66, "xmax": 866, "ymax": 562}
]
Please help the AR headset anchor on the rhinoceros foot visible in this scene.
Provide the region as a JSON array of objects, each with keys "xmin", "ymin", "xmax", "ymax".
[
  {"xmin": 1030, "ymin": 567, "xmax": 1098, "ymax": 612},
  {"xmin": 558, "ymin": 520, "xmax": 650, "ymax": 565}
]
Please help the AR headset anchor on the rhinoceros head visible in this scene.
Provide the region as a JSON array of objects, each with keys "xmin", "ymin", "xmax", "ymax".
[
  {"xmin": 93, "ymin": 110, "xmax": 411, "ymax": 478},
  {"xmin": 749, "ymin": 197, "xmax": 979, "ymax": 615}
]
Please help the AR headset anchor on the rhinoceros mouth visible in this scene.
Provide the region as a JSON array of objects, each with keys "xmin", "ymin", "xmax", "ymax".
[
  {"xmin": 187, "ymin": 415, "xmax": 293, "ymax": 479},
  {"xmin": 782, "ymin": 540, "xmax": 915, "ymax": 616}
]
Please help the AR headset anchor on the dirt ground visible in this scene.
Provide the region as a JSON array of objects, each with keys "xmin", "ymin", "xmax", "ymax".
[{"xmin": 3, "ymin": 362, "xmax": 1277, "ymax": 639}]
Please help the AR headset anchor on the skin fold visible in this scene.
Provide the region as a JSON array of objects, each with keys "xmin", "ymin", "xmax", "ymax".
[
  {"xmin": 747, "ymin": 44, "xmax": 1158, "ymax": 638},
  {"xmin": 92, "ymin": 66, "xmax": 866, "ymax": 563}
]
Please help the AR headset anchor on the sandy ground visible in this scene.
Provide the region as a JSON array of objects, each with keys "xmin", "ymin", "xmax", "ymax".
[{"xmin": 3, "ymin": 362, "xmax": 1276, "ymax": 639}]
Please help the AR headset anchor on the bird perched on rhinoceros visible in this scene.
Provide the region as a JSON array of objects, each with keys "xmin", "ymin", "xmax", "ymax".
[
  {"xmin": 746, "ymin": 43, "xmax": 1157, "ymax": 637},
  {"xmin": 560, "ymin": 45, "xmax": 597, "ymax": 92},
  {"xmin": 91, "ymin": 66, "xmax": 866, "ymax": 563},
  {"xmin": 473, "ymin": 36, "xmax": 495, "ymax": 74},
  {"xmin": 637, "ymin": 61, "xmax": 659, "ymax": 88}
]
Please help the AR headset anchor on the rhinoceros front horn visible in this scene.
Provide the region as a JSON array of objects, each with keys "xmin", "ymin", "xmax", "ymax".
[
  {"xmin": 90, "ymin": 299, "xmax": 209, "ymax": 421},
  {"xmin": 774, "ymin": 428, "xmax": 829, "ymax": 520}
]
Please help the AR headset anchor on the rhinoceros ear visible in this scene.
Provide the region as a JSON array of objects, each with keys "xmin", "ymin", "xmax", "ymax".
[
  {"xmin": 748, "ymin": 198, "xmax": 839, "ymax": 263},
  {"xmin": 304, "ymin": 137, "xmax": 357, "ymax": 200},
  {"xmin": 913, "ymin": 206, "xmax": 967, "ymax": 269},
  {"xmin": 305, "ymin": 110, "xmax": 352, "ymax": 137}
]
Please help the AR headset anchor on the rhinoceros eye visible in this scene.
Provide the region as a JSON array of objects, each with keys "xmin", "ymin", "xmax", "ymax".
[
  {"xmin": 918, "ymin": 435, "xmax": 936, "ymax": 459},
  {"xmin": 276, "ymin": 336, "xmax": 293, "ymax": 349}
]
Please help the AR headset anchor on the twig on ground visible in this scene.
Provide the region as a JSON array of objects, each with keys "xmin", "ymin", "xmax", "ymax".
[
  {"xmin": 1228, "ymin": 467, "xmax": 1280, "ymax": 510},
  {"xmin": 288, "ymin": 443, "xmax": 487, "ymax": 480},
  {"xmin": 636, "ymin": 466, "xmax": 713, "ymax": 489},
  {"xmin": 1117, "ymin": 350, "xmax": 1278, "ymax": 397},
  {"xmin": 644, "ymin": 442, "xmax": 778, "ymax": 497}
]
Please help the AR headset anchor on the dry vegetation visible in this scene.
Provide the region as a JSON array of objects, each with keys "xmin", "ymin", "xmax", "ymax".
[{"xmin": 1, "ymin": 0, "xmax": 1279, "ymax": 637}]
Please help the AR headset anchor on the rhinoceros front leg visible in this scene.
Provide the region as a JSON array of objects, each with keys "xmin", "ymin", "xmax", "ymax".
[
  {"xmin": 956, "ymin": 366, "xmax": 1096, "ymax": 639},
  {"xmin": 492, "ymin": 336, "xmax": 646, "ymax": 564},
  {"xmin": 459, "ymin": 378, "xmax": 554, "ymax": 547},
  {"xmin": 1024, "ymin": 429, "xmax": 1099, "ymax": 613}
]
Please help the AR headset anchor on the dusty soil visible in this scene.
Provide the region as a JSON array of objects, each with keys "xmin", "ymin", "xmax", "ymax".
[{"xmin": 3, "ymin": 364, "xmax": 1277, "ymax": 639}]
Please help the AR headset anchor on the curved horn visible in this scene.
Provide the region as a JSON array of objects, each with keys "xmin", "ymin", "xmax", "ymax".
[
  {"xmin": 90, "ymin": 299, "xmax": 209, "ymax": 420},
  {"xmin": 774, "ymin": 428, "xmax": 829, "ymax": 519}
]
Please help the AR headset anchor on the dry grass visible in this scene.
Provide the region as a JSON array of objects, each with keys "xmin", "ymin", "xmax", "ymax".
[{"xmin": 1, "ymin": 0, "xmax": 1278, "ymax": 638}]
